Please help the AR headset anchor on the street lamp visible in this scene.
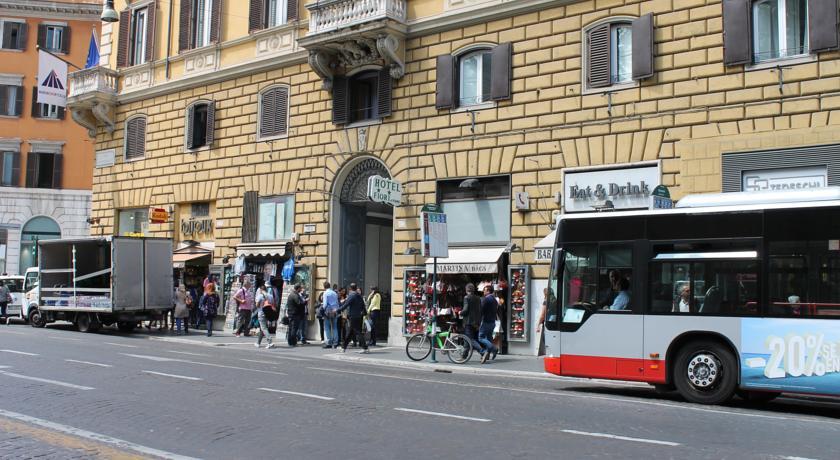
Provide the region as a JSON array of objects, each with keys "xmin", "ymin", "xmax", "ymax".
[{"xmin": 101, "ymin": 0, "xmax": 119, "ymax": 23}]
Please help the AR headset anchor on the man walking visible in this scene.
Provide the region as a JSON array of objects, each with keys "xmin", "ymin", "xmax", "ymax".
[
  {"xmin": 478, "ymin": 285, "xmax": 499, "ymax": 364},
  {"xmin": 233, "ymin": 280, "xmax": 254, "ymax": 337},
  {"xmin": 254, "ymin": 283, "xmax": 274, "ymax": 349},
  {"xmin": 0, "ymin": 281, "xmax": 11, "ymax": 325},
  {"xmin": 338, "ymin": 283, "xmax": 369, "ymax": 354},
  {"xmin": 322, "ymin": 282, "xmax": 339, "ymax": 348},
  {"xmin": 366, "ymin": 286, "xmax": 381, "ymax": 346},
  {"xmin": 460, "ymin": 283, "xmax": 483, "ymax": 355},
  {"xmin": 285, "ymin": 284, "xmax": 306, "ymax": 347}
]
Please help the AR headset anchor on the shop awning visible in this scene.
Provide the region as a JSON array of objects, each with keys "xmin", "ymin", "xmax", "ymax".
[
  {"xmin": 425, "ymin": 247, "xmax": 505, "ymax": 274},
  {"xmin": 236, "ymin": 242, "xmax": 288, "ymax": 258},
  {"xmin": 172, "ymin": 252, "xmax": 211, "ymax": 268},
  {"xmin": 534, "ymin": 230, "xmax": 555, "ymax": 261}
]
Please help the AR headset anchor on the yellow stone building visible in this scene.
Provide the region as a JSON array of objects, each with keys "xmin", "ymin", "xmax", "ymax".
[{"xmin": 68, "ymin": 0, "xmax": 840, "ymax": 351}]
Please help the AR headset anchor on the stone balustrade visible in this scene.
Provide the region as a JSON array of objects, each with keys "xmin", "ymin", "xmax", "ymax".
[
  {"xmin": 68, "ymin": 66, "xmax": 118, "ymax": 99},
  {"xmin": 307, "ymin": 0, "xmax": 407, "ymax": 35}
]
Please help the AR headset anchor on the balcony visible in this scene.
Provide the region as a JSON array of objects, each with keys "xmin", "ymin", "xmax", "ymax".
[
  {"xmin": 66, "ymin": 66, "xmax": 119, "ymax": 138},
  {"xmin": 300, "ymin": 0, "xmax": 407, "ymax": 91}
]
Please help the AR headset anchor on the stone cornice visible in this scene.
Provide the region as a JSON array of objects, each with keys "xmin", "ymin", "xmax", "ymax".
[{"xmin": 0, "ymin": 0, "xmax": 101, "ymax": 20}]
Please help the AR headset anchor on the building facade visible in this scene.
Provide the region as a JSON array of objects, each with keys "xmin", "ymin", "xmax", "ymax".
[
  {"xmin": 70, "ymin": 0, "xmax": 840, "ymax": 352},
  {"xmin": 0, "ymin": 0, "xmax": 99, "ymax": 275}
]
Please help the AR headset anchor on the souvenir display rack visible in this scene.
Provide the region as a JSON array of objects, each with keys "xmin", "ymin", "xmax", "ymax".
[
  {"xmin": 507, "ymin": 265, "xmax": 530, "ymax": 342},
  {"xmin": 403, "ymin": 267, "xmax": 429, "ymax": 335}
]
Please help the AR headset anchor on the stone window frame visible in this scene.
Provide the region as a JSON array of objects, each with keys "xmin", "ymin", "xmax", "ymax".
[
  {"xmin": 451, "ymin": 42, "xmax": 498, "ymax": 112},
  {"xmin": 581, "ymin": 15, "xmax": 640, "ymax": 95}
]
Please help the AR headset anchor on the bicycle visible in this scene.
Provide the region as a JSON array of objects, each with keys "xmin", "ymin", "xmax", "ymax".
[{"xmin": 405, "ymin": 316, "xmax": 474, "ymax": 364}]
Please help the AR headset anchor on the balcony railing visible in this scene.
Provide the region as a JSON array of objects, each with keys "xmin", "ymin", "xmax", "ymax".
[
  {"xmin": 307, "ymin": 0, "xmax": 407, "ymax": 35},
  {"xmin": 68, "ymin": 66, "xmax": 118, "ymax": 99}
]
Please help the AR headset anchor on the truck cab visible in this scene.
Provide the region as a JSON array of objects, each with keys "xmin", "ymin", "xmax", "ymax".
[{"xmin": 21, "ymin": 267, "xmax": 39, "ymax": 324}]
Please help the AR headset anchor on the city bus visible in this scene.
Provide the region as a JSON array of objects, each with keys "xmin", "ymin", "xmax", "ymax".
[{"xmin": 543, "ymin": 187, "xmax": 840, "ymax": 405}]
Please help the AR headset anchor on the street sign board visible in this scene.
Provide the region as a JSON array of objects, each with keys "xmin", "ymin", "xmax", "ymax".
[
  {"xmin": 367, "ymin": 175, "xmax": 402, "ymax": 207},
  {"xmin": 420, "ymin": 211, "xmax": 448, "ymax": 258},
  {"xmin": 149, "ymin": 208, "xmax": 169, "ymax": 224}
]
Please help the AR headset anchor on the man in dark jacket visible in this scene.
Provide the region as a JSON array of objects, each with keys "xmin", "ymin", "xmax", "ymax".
[
  {"xmin": 478, "ymin": 285, "xmax": 499, "ymax": 364},
  {"xmin": 338, "ymin": 283, "xmax": 369, "ymax": 353},
  {"xmin": 461, "ymin": 283, "xmax": 483, "ymax": 354},
  {"xmin": 285, "ymin": 284, "xmax": 306, "ymax": 346}
]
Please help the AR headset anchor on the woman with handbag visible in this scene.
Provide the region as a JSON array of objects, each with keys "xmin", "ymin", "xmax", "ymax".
[
  {"xmin": 198, "ymin": 283, "xmax": 220, "ymax": 337},
  {"xmin": 254, "ymin": 283, "xmax": 275, "ymax": 349},
  {"xmin": 173, "ymin": 284, "xmax": 190, "ymax": 335}
]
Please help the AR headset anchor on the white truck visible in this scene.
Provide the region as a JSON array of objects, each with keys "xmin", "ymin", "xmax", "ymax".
[{"xmin": 28, "ymin": 236, "xmax": 173, "ymax": 333}]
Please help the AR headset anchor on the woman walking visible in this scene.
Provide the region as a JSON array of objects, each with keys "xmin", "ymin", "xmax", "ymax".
[
  {"xmin": 254, "ymin": 282, "xmax": 275, "ymax": 349},
  {"xmin": 199, "ymin": 283, "xmax": 220, "ymax": 337},
  {"xmin": 173, "ymin": 284, "xmax": 190, "ymax": 335}
]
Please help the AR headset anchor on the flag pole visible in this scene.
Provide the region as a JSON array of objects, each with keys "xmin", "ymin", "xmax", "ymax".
[{"xmin": 36, "ymin": 45, "xmax": 82, "ymax": 70}]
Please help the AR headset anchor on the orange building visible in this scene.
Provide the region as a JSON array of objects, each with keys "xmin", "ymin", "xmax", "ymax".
[{"xmin": 0, "ymin": 0, "xmax": 100, "ymax": 274}]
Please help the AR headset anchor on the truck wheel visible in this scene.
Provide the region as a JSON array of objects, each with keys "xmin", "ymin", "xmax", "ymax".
[
  {"xmin": 117, "ymin": 321, "xmax": 136, "ymax": 333},
  {"xmin": 673, "ymin": 340, "xmax": 737, "ymax": 405},
  {"xmin": 76, "ymin": 314, "xmax": 101, "ymax": 333},
  {"xmin": 28, "ymin": 308, "xmax": 47, "ymax": 328}
]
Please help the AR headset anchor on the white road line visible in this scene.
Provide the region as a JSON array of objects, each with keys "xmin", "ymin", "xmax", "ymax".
[
  {"xmin": 47, "ymin": 336, "xmax": 82, "ymax": 341},
  {"xmin": 561, "ymin": 429, "xmax": 680, "ymax": 447},
  {"xmin": 394, "ymin": 408, "xmax": 491, "ymax": 422},
  {"xmin": 65, "ymin": 359, "xmax": 113, "ymax": 368},
  {"xmin": 0, "ymin": 349, "xmax": 39, "ymax": 356},
  {"xmin": 782, "ymin": 457, "xmax": 819, "ymax": 460},
  {"xmin": 104, "ymin": 342, "xmax": 138, "ymax": 348},
  {"xmin": 121, "ymin": 353, "xmax": 175, "ymax": 362},
  {"xmin": 167, "ymin": 350, "xmax": 208, "ymax": 357},
  {"xmin": 0, "ymin": 330, "xmax": 25, "ymax": 335},
  {"xmin": 0, "ymin": 408, "xmax": 199, "ymax": 460},
  {"xmin": 0, "ymin": 371, "xmax": 94, "ymax": 390},
  {"xmin": 142, "ymin": 371, "xmax": 202, "ymax": 381},
  {"xmin": 259, "ymin": 388, "xmax": 334, "ymax": 400},
  {"xmin": 122, "ymin": 353, "xmax": 288, "ymax": 376}
]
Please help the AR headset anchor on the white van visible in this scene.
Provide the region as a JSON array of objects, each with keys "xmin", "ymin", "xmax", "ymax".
[
  {"xmin": 0, "ymin": 275, "xmax": 25, "ymax": 322},
  {"xmin": 20, "ymin": 267, "xmax": 39, "ymax": 324}
]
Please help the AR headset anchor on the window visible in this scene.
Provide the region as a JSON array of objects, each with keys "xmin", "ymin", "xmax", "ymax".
[
  {"xmin": 767, "ymin": 240, "xmax": 840, "ymax": 318},
  {"xmin": 258, "ymin": 86, "xmax": 289, "ymax": 139},
  {"xmin": 258, "ymin": 195, "xmax": 294, "ymax": 241},
  {"xmin": 19, "ymin": 216, "xmax": 60, "ymax": 274},
  {"xmin": 131, "ymin": 8, "xmax": 147, "ymax": 66},
  {"xmin": 125, "ymin": 116, "xmax": 147, "ymax": 160},
  {"xmin": 332, "ymin": 68, "xmax": 392, "ymax": 125},
  {"xmin": 752, "ymin": 0, "xmax": 808, "ymax": 62},
  {"xmin": 31, "ymin": 87, "xmax": 64, "ymax": 120},
  {"xmin": 611, "ymin": 24, "xmax": 633, "ymax": 84},
  {"xmin": 438, "ymin": 176, "xmax": 510, "ymax": 245},
  {"xmin": 0, "ymin": 151, "xmax": 19, "ymax": 186},
  {"xmin": 185, "ymin": 101, "xmax": 214, "ymax": 149},
  {"xmin": 0, "ymin": 229, "xmax": 7, "ymax": 274},
  {"xmin": 193, "ymin": 0, "xmax": 212, "ymax": 48},
  {"xmin": 249, "ymin": 0, "xmax": 297, "ymax": 32},
  {"xmin": 45, "ymin": 26, "xmax": 63, "ymax": 51},
  {"xmin": 649, "ymin": 257, "xmax": 759, "ymax": 316},
  {"xmin": 117, "ymin": 5, "xmax": 155, "ymax": 68},
  {"xmin": 191, "ymin": 202, "xmax": 210, "ymax": 217},
  {"xmin": 267, "ymin": 0, "xmax": 287, "ymax": 27},
  {"xmin": 458, "ymin": 49, "xmax": 492, "ymax": 106},
  {"xmin": 25, "ymin": 152, "xmax": 61, "ymax": 189},
  {"xmin": 350, "ymin": 71, "xmax": 378, "ymax": 123},
  {"xmin": 586, "ymin": 21, "xmax": 633, "ymax": 89},
  {"xmin": 0, "ymin": 85, "xmax": 22, "ymax": 117},
  {"xmin": 0, "ymin": 20, "xmax": 26, "ymax": 50},
  {"xmin": 118, "ymin": 208, "xmax": 149, "ymax": 236},
  {"xmin": 37, "ymin": 24, "xmax": 68, "ymax": 54}
]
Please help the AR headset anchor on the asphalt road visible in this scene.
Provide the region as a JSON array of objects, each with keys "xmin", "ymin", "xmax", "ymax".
[{"xmin": 0, "ymin": 323, "xmax": 838, "ymax": 460}]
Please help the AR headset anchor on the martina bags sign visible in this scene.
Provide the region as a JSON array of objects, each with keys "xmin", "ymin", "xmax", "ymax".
[{"xmin": 741, "ymin": 318, "xmax": 840, "ymax": 394}]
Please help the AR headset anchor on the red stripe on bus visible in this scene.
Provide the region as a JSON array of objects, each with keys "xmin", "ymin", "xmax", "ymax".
[{"xmin": 544, "ymin": 355, "xmax": 667, "ymax": 384}]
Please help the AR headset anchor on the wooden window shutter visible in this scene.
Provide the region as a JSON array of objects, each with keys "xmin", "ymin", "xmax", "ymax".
[
  {"xmin": 249, "ymin": 0, "xmax": 264, "ymax": 32},
  {"xmin": 260, "ymin": 88, "xmax": 277, "ymax": 137},
  {"xmin": 490, "ymin": 42, "xmax": 512, "ymax": 101},
  {"xmin": 632, "ymin": 13, "xmax": 654, "ymax": 80},
  {"xmin": 205, "ymin": 101, "xmax": 216, "ymax": 146},
  {"xmin": 0, "ymin": 153, "xmax": 4, "ymax": 184},
  {"xmin": 57, "ymin": 106, "xmax": 65, "ymax": 120},
  {"xmin": 18, "ymin": 23, "xmax": 27, "ymax": 51},
  {"xmin": 126, "ymin": 117, "xmax": 146, "ymax": 160},
  {"xmin": 210, "ymin": 0, "xmax": 222, "ymax": 44},
  {"xmin": 809, "ymin": 0, "xmax": 840, "ymax": 53},
  {"xmin": 331, "ymin": 76, "xmax": 349, "ymax": 125},
  {"xmin": 0, "ymin": 86, "xmax": 7, "ymax": 115},
  {"xmin": 60, "ymin": 26, "xmax": 70, "ymax": 54},
  {"xmin": 722, "ymin": 0, "xmax": 752, "ymax": 66},
  {"xmin": 31, "ymin": 87, "xmax": 39, "ymax": 118},
  {"xmin": 178, "ymin": 0, "xmax": 192, "ymax": 53},
  {"xmin": 117, "ymin": 9, "xmax": 131, "ymax": 67},
  {"xmin": 37, "ymin": 24, "xmax": 46, "ymax": 49},
  {"xmin": 145, "ymin": 3, "xmax": 157, "ymax": 63},
  {"xmin": 25, "ymin": 152, "xmax": 37, "ymax": 188},
  {"xmin": 242, "ymin": 191, "xmax": 259, "ymax": 243},
  {"xmin": 276, "ymin": 86, "xmax": 289, "ymax": 135},
  {"xmin": 51, "ymin": 154, "xmax": 62, "ymax": 189},
  {"xmin": 377, "ymin": 66, "xmax": 392, "ymax": 118},
  {"xmin": 287, "ymin": 0, "xmax": 298, "ymax": 21},
  {"xmin": 435, "ymin": 54, "xmax": 455, "ymax": 110},
  {"xmin": 185, "ymin": 104, "xmax": 195, "ymax": 149},
  {"xmin": 587, "ymin": 23, "xmax": 611, "ymax": 88},
  {"xmin": 13, "ymin": 85, "xmax": 22, "ymax": 116},
  {"xmin": 11, "ymin": 151, "xmax": 21, "ymax": 186}
]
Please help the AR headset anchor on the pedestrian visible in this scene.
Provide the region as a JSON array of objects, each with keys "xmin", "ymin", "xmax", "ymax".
[
  {"xmin": 199, "ymin": 283, "xmax": 219, "ymax": 337},
  {"xmin": 366, "ymin": 286, "xmax": 381, "ymax": 346},
  {"xmin": 321, "ymin": 282, "xmax": 339, "ymax": 348},
  {"xmin": 478, "ymin": 285, "xmax": 500, "ymax": 364},
  {"xmin": 189, "ymin": 286, "xmax": 201, "ymax": 329},
  {"xmin": 315, "ymin": 290, "xmax": 325, "ymax": 343},
  {"xmin": 266, "ymin": 281, "xmax": 280, "ymax": 334},
  {"xmin": 173, "ymin": 284, "xmax": 190, "ymax": 335},
  {"xmin": 285, "ymin": 284, "xmax": 306, "ymax": 346},
  {"xmin": 233, "ymin": 279, "xmax": 254, "ymax": 337},
  {"xmin": 337, "ymin": 287, "xmax": 348, "ymax": 345},
  {"xmin": 460, "ymin": 283, "xmax": 483, "ymax": 355},
  {"xmin": 254, "ymin": 283, "xmax": 275, "ymax": 349},
  {"xmin": 297, "ymin": 288, "xmax": 310, "ymax": 344},
  {"xmin": 0, "ymin": 281, "xmax": 11, "ymax": 325},
  {"xmin": 338, "ymin": 283, "xmax": 369, "ymax": 354}
]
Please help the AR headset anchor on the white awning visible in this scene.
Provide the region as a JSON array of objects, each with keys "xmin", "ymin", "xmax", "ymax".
[
  {"xmin": 236, "ymin": 242, "xmax": 288, "ymax": 258},
  {"xmin": 534, "ymin": 230, "xmax": 555, "ymax": 261},
  {"xmin": 425, "ymin": 247, "xmax": 505, "ymax": 274}
]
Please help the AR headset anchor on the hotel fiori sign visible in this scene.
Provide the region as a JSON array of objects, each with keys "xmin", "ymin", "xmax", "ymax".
[{"xmin": 367, "ymin": 175, "xmax": 402, "ymax": 207}]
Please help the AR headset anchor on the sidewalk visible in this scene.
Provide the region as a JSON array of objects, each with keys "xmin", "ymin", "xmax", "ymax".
[{"xmin": 130, "ymin": 329, "xmax": 550, "ymax": 378}]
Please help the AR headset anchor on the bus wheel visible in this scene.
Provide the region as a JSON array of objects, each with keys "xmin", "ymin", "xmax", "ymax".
[
  {"xmin": 28, "ymin": 308, "xmax": 47, "ymax": 328},
  {"xmin": 674, "ymin": 340, "xmax": 736, "ymax": 405}
]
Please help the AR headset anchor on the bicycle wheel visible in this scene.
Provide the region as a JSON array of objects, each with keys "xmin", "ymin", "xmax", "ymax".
[
  {"xmin": 445, "ymin": 333, "xmax": 473, "ymax": 364},
  {"xmin": 405, "ymin": 333, "xmax": 432, "ymax": 361}
]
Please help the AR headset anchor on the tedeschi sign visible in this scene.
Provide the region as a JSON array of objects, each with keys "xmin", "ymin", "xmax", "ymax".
[{"xmin": 367, "ymin": 175, "xmax": 402, "ymax": 207}]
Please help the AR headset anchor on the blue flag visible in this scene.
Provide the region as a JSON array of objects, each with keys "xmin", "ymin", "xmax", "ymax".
[{"xmin": 84, "ymin": 30, "xmax": 99, "ymax": 69}]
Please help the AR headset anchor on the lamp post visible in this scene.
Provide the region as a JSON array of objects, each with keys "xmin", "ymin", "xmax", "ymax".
[{"xmin": 101, "ymin": 0, "xmax": 119, "ymax": 22}]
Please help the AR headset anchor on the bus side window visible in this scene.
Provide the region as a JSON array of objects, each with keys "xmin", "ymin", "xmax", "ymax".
[
  {"xmin": 598, "ymin": 245, "xmax": 633, "ymax": 312},
  {"xmin": 648, "ymin": 262, "xmax": 693, "ymax": 314}
]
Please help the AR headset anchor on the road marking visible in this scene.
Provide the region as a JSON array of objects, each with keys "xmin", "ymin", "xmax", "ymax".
[
  {"xmin": 142, "ymin": 370, "xmax": 202, "ymax": 381},
  {"xmin": 47, "ymin": 336, "xmax": 82, "ymax": 341},
  {"xmin": 121, "ymin": 353, "xmax": 175, "ymax": 362},
  {"xmin": 122, "ymin": 353, "xmax": 288, "ymax": 376},
  {"xmin": 0, "ymin": 349, "xmax": 38, "ymax": 356},
  {"xmin": 0, "ymin": 408, "xmax": 200, "ymax": 460},
  {"xmin": 394, "ymin": 407, "xmax": 491, "ymax": 422},
  {"xmin": 0, "ymin": 330, "xmax": 25, "ymax": 335},
  {"xmin": 104, "ymin": 342, "xmax": 138, "ymax": 348},
  {"xmin": 0, "ymin": 371, "xmax": 94, "ymax": 390},
  {"xmin": 561, "ymin": 429, "xmax": 680, "ymax": 447},
  {"xmin": 64, "ymin": 359, "xmax": 112, "ymax": 368},
  {"xmin": 167, "ymin": 350, "xmax": 208, "ymax": 357},
  {"xmin": 782, "ymin": 457, "xmax": 819, "ymax": 460},
  {"xmin": 259, "ymin": 388, "xmax": 334, "ymax": 400}
]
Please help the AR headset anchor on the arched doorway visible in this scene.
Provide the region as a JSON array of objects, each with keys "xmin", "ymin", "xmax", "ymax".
[{"xmin": 19, "ymin": 216, "xmax": 61, "ymax": 274}]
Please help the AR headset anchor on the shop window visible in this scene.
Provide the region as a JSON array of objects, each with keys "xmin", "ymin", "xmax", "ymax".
[
  {"xmin": 0, "ymin": 20, "xmax": 27, "ymax": 51},
  {"xmin": 185, "ymin": 101, "xmax": 215, "ymax": 150},
  {"xmin": 331, "ymin": 68, "xmax": 392, "ymax": 125},
  {"xmin": 19, "ymin": 216, "xmax": 60, "ymax": 274},
  {"xmin": 258, "ymin": 195, "xmax": 294, "ymax": 241},
  {"xmin": 438, "ymin": 176, "xmax": 510, "ymax": 245},
  {"xmin": 124, "ymin": 115, "xmax": 146, "ymax": 160},
  {"xmin": 31, "ymin": 87, "xmax": 64, "ymax": 120},
  {"xmin": 436, "ymin": 42, "xmax": 512, "ymax": 110},
  {"xmin": 249, "ymin": 0, "xmax": 298, "ymax": 32},
  {"xmin": 191, "ymin": 202, "xmax": 210, "ymax": 217},
  {"xmin": 25, "ymin": 152, "xmax": 61, "ymax": 189},
  {"xmin": 0, "ymin": 151, "xmax": 20, "ymax": 186},
  {"xmin": 0, "ymin": 85, "xmax": 23, "ymax": 117},
  {"xmin": 37, "ymin": 24, "xmax": 68, "ymax": 54},
  {"xmin": 752, "ymin": 0, "xmax": 808, "ymax": 62},
  {"xmin": 258, "ymin": 85, "xmax": 289, "ymax": 139},
  {"xmin": 118, "ymin": 208, "xmax": 149, "ymax": 236}
]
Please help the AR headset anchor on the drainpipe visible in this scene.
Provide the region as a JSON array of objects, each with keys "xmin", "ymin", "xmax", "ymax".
[{"xmin": 164, "ymin": 0, "xmax": 173, "ymax": 79}]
